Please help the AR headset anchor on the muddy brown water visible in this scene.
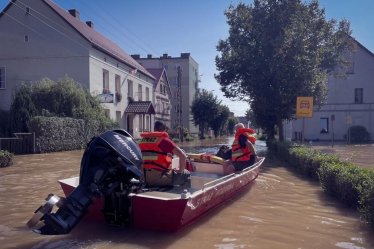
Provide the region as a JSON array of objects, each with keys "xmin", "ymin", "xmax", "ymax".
[{"xmin": 0, "ymin": 138, "xmax": 373, "ymax": 249}]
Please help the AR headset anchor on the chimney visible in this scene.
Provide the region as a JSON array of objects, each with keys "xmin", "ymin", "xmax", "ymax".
[
  {"xmin": 147, "ymin": 54, "xmax": 152, "ymax": 59},
  {"xmin": 162, "ymin": 53, "xmax": 168, "ymax": 58},
  {"xmin": 181, "ymin": 53, "xmax": 190, "ymax": 58},
  {"xmin": 131, "ymin": 54, "xmax": 140, "ymax": 59},
  {"xmin": 86, "ymin": 21, "xmax": 94, "ymax": 28},
  {"xmin": 68, "ymin": 9, "xmax": 80, "ymax": 19}
]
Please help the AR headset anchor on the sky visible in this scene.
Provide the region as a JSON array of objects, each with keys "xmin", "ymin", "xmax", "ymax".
[{"xmin": 1, "ymin": 0, "xmax": 374, "ymax": 117}]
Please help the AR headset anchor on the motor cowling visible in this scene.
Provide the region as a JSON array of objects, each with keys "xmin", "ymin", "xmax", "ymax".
[{"xmin": 27, "ymin": 129, "xmax": 144, "ymax": 235}]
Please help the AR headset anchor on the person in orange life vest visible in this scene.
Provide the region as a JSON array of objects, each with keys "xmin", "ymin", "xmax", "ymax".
[
  {"xmin": 139, "ymin": 121, "xmax": 190, "ymax": 187},
  {"xmin": 223, "ymin": 123, "xmax": 257, "ymax": 174}
]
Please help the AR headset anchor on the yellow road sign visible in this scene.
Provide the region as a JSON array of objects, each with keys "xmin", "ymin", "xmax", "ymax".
[{"xmin": 296, "ymin": 97, "xmax": 313, "ymax": 118}]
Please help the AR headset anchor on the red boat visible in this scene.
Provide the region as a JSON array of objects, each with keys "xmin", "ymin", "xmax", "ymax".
[
  {"xmin": 27, "ymin": 130, "xmax": 263, "ymax": 235},
  {"xmin": 58, "ymin": 157, "xmax": 264, "ymax": 232}
]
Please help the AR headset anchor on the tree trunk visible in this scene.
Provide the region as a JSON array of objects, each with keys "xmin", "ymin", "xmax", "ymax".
[{"xmin": 278, "ymin": 118, "xmax": 284, "ymax": 142}]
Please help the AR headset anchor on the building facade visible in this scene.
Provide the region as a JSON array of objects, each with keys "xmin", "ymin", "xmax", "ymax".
[
  {"xmin": 285, "ymin": 40, "xmax": 374, "ymax": 142},
  {"xmin": 132, "ymin": 53, "xmax": 200, "ymax": 135},
  {"xmin": 0, "ymin": 0, "xmax": 157, "ymax": 138}
]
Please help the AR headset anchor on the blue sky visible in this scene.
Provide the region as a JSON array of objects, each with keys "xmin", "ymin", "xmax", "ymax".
[{"xmin": 1, "ymin": 0, "xmax": 373, "ymax": 116}]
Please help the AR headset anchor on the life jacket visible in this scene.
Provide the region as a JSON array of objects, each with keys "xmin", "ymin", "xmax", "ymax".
[
  {"xmin": 231, "ymin": 128, "xmax": 256, "ymax": 162},
  {"xmin": 139, "ymin": 132, "xmax": 173, "ymax": 172}
]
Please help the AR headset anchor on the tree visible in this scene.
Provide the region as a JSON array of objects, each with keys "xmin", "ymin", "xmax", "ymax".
[
  {"xmin": 215, "ymin": 0, "xmax": 354, "ymax": 141},
  {"xmin": 8, "ymin": 76, "xmax": 115, "ymax": 134},
  {"xmin": 210, "ymin": 105, "xmax": 230, "ymax": 137},
  {"xmin": 191, "ymin": 89, "xmax": 221, "ymax": 139}
]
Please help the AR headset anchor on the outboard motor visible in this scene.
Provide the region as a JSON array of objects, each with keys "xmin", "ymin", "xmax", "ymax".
[{"xmin": 27, "ymin": 129, "xmax": 143, "ymax": 235}]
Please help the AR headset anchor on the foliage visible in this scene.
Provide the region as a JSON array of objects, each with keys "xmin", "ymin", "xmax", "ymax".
[
  {"xmin": 9, "ymin": 85, "xmax": 37, "ymax": 133},
  {"xmin": 268, "ymin": 140, "xmax": 374, "ymax": 228},
  {"xmin": 0, "ymin": 150, "xmax": 14, "ymax": 168},
  {"xmin": 0, "ymin": 150, "xmax": 13, "ymax": 168},
  {"xmin": 245, "ymin": 109, "xmax": 259, "ymax": 129},
  {"xmin": 29, "ymin": 116, "xmax": 86, "ymax": 153},
  {"xmin": 227, "ymin": 117, "xmax": 237, "ymax": 135},
  {"xmin": 345, "ymin": 125, "xmax": 371, "ymax": 143},
  {"xmin": 210, "ymin": 105, "xmax": 230, "ymax": 137},
  {"xmin": 215, "ymin": 0, "xmax": 354, "ymax": 141},
  {"xmin": 191, "ymin": 89, "xmax": 221, "ymax": 139},
  {"xmin": 8, "ymin": 76, "xmax": 116, "ymax": 138}
]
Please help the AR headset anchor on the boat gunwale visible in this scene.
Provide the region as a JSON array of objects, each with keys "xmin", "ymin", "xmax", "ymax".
[{"xmin": 59, "ymin": 158, "xmax": 264, "ymax": 201}]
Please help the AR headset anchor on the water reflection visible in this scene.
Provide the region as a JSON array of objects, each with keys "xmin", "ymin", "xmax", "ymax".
[{"xmin": 0, "ymin": 137, "xmax": 373, "ymax": 249}]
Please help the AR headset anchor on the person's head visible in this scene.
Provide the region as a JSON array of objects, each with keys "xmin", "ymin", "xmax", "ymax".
[
  {"xmin": 234, "ymin": 123, "xmax": 245, "ymax": 131},
  {"xmin": 154, "ymin": 121, "xmax": 167, "ymax": 132}
]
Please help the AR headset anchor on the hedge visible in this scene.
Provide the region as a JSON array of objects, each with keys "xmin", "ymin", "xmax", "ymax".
[
  {"xmin": 268, "ymin": 140, "xmax": 374, "ymax": 229},
  {"xmin": 0, "ymin": 150, "xmax": 14, "ymax": 168},
  {"xmin": 29, "ymin": 116, "xmax": 86, "ymax": 153}
]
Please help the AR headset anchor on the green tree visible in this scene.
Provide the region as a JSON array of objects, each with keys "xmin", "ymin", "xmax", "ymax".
[
  {"xmin": 191, "ymin": 89, "xmax": 221, "ymax": 139},
  {"xmin": 210, "ymin": 104, "xmax": 230, "ymax": 137},
  {"xmin": 9, "ymin": 76, "xmax": 115, "ymax": 135},
  {"xmin": 227, "ymin": 117, "xmax": 238, "ymax": 135},
  {"xmin": 215, "ymin": 0, "xmax": 354, "ymax": 141}
]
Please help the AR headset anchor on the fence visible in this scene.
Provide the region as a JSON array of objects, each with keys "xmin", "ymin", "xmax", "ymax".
[{"xmin": 0, "ymin": 133, "xmax": 35, "ymax": 154}]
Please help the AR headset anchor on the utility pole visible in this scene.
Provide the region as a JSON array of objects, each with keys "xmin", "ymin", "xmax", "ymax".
[{"xmin": 177, "ymin": 65, "xmax": 183, "ymax": 142}]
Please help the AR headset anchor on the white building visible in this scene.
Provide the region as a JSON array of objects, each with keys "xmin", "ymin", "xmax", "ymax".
[
  {"xmin": 0, "ymin": 0, "xmax": 157, "ymax": 137},
  {"xmin": 285, "ymin": 40, "xmax": 374, "ymax": 142}
]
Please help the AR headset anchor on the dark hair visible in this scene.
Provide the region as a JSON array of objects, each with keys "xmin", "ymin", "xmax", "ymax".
[{"xmin": 154, "ymin": 121, "xmax": 166, "ymax": 132}]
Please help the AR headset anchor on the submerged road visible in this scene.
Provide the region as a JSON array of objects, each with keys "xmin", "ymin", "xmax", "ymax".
[{"xmin": 0, "ymin": 138, "xmax": 373, "ymax": 249}]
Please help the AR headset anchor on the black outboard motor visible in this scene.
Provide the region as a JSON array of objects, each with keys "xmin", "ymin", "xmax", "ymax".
[{"xmin": 27, "ymin": 129, "xmax": 143, "ymax": 235}]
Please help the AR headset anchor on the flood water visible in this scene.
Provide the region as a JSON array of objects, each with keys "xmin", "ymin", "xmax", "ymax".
[{"xmin": 0, "ymin": 137, "xmax": 373, "ymax": 249}]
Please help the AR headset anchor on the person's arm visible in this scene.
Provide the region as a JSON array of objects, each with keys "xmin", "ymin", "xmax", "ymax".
[
  {"xmin": 246, "ymin": 139, "xmax": 256, "ymax": 156},
  {"xmin": 240, "ymin": 134, "xmax": 256, "ymax": 156},
  {"xmin": 172, "ymin": 146, "xmax": 187, "ymax": 173}
]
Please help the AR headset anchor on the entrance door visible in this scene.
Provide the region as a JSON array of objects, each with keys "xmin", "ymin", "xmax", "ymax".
[{"xmin": 126, "ymin": 114, "xmax": 134, "ymax": 136}]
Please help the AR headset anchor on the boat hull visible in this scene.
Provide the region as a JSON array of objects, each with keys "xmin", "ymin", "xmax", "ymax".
[{"xmin": 59, "ymin": 158, "xmax": 263, "ymax": 232}]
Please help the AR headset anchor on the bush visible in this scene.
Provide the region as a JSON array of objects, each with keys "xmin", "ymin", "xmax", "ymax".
[
  {"xmin": 345, "ymin": 125, "xmax": 371, "ymax": 143},
  {"xmin": 269, "ymin": 140, "xmax": 374, "ymax": 228},
  {"xmin": 0, "ymin": 150, "xmax": 14, "ymax": 168},
  {"xmin": 30, "ymin": 116, "xmax": 86, "ymax": 153},
  {"xmin": 9, "ymin": 76, "xmax": 116, "ymax": 135}
]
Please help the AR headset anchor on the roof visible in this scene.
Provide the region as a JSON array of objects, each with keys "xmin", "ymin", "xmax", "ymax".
[
  {"xmin": 0, "ymin": 0, "xmax": 155, "ymax": 80},
  {"xmin": 125, "ymin": 101, "xmax": 155, "ymax": 114},
  {"xmin": 143, "ymin": 68, "xmax": 172, "ymax": 96}
]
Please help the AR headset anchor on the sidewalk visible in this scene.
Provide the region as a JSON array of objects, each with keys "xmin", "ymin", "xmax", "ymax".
[{"xmin": 310, "ymin": 142, "xmax": 374, "ymax": 168}]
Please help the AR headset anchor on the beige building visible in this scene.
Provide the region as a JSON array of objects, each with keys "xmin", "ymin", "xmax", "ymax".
[
  {"xmin": 285, "ymin": 40, "xmax": 374, "ymax": 142},
  {"xmin": 132, "ymin": 53, "xmax": 200, "ymax": 135},
  {"xmin": 145, "ymin": 68, "xmax": 172, "ymax": 129},
  {"xmin": 0, "ymin": 0, "xmax": 169, "ymax": 138}
]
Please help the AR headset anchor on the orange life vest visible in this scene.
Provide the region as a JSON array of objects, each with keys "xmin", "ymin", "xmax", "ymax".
[
  {"xmin": 139, "ymin": 132, "xmax": 173, "ymax": 171},
  {"xmin": 231, "ymin": 128, "xmax": 256, "ymax": 162}
]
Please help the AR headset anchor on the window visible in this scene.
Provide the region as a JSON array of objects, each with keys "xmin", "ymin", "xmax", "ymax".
[
  {"xmin": 103, "ymin": 69, "xmax": 109, "ymax": 92},
  {"xmin": 146, "ymin": 87, "xmax": 149, "ymax": 101},
  {"xmin": 145, "ymin": 115, "xmax": 150, "ymax": 131},
  {"xmin": 139, "ymin": 115, "xmax": 143, "ymax": 132},
  {"xmin": 320, "ymin": 118, "xmax": 329, "ymax": 134},
  {"xmin": 115, "ymin": 74, "xmax": 120, "ymax": 92},
  {"xmin": 26, "ymin": 7, "xmax": 30, "ymax": 15},
  {"xmin": 24, "ymin": 35, "xmax": 29, "ymax": 42},
  {"xmin": 127, "ymin": 80, "xmax": 133, "ymax": 98},
  {"xmin": 0, "ymin": 67, "xmax": 5, "ymax": 89},
  {"xmin": 138, "ymin": 84, "xmax": 142, "ymax": 101},
  {"xmin": 355, "ymin": 88, "xmax": 363, "ymax": 104}
]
